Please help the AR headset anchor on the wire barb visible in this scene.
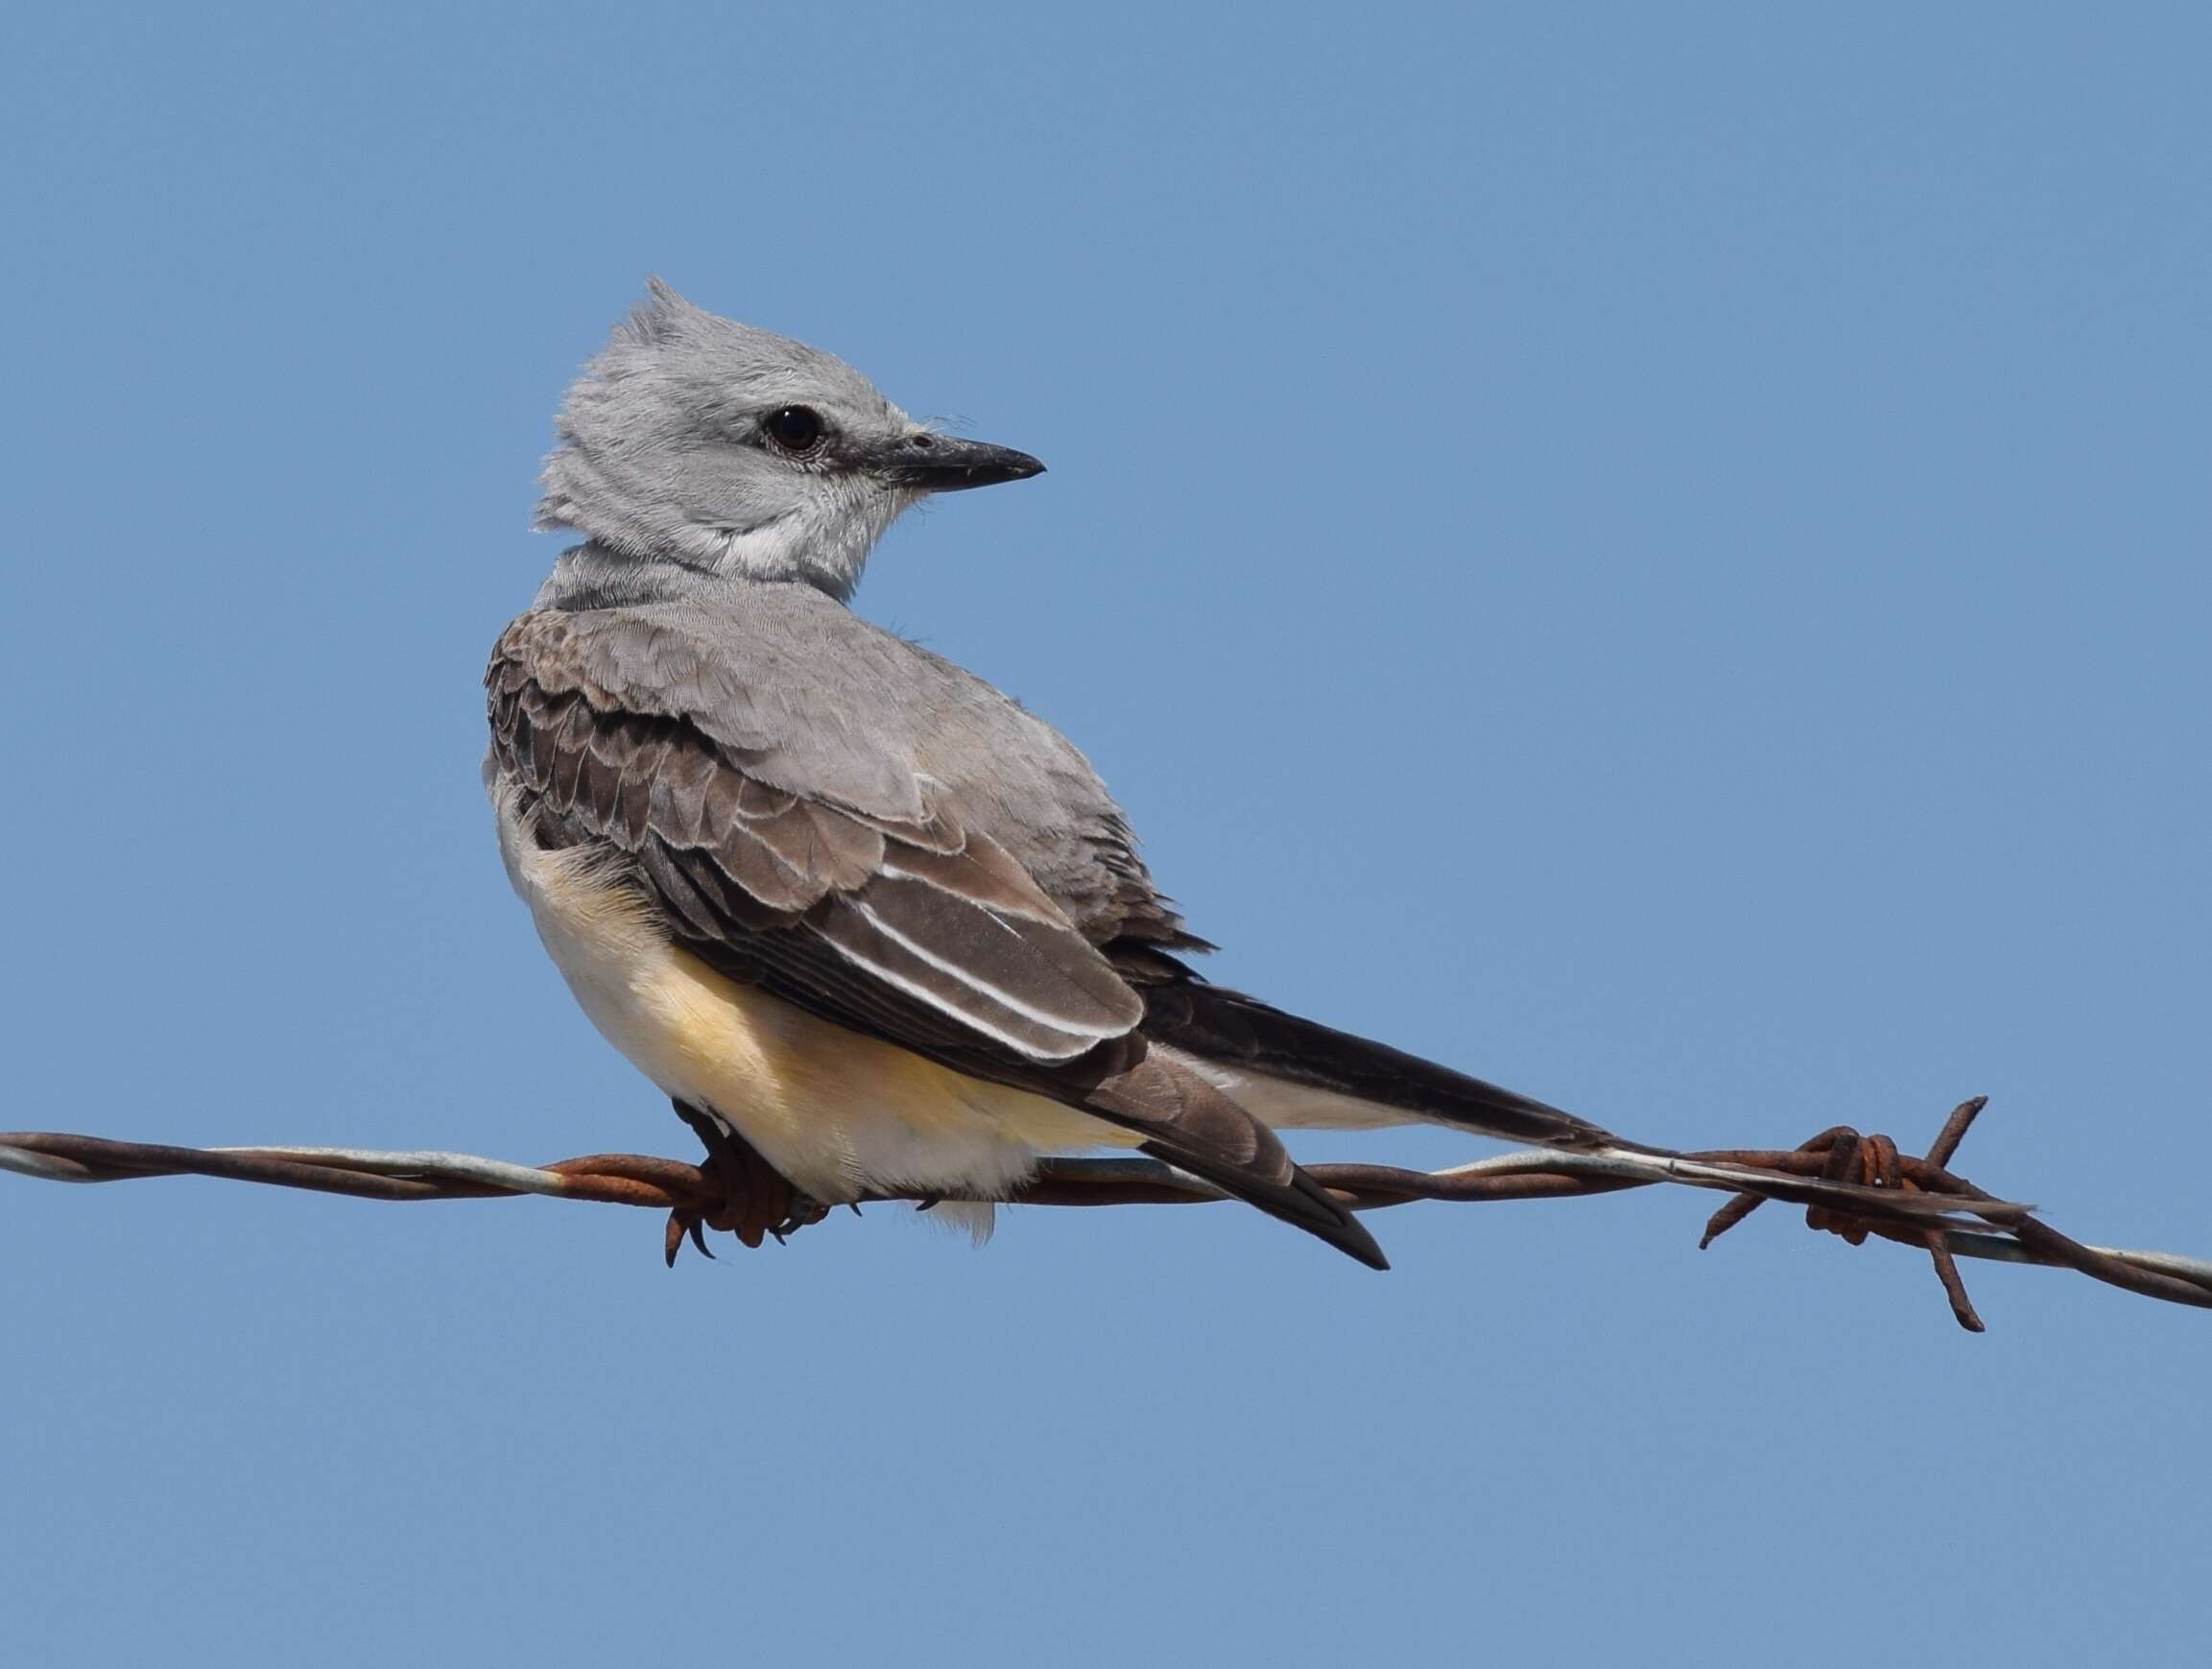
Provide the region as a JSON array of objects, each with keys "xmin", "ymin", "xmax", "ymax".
[
  {"xmin": 3, "ymin": 1097, "xmax": 2207, "ymax": 1329},
  {"xmin": 1698, "ymin": 1102, "xmax": 2002, "ymax": 1330}
]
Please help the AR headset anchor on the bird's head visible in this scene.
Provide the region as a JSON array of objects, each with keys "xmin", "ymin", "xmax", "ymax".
[{"xmin": 535, "ymin": 279, "xmax": 1043, "ymax": 600}]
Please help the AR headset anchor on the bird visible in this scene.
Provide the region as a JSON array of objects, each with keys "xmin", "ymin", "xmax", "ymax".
[{"xmin": 487, "ymin": 280, "xmax": 1625, "ymax": 1270}]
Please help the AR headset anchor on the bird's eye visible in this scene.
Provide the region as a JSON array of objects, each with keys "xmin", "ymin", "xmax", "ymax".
[{"xmin": 762, "ymin": 406, "xmax": 825, "ymax": 453}]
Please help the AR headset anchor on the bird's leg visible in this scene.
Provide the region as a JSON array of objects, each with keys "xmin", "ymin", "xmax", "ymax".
[{"xmin": 665, "ymin": 1100, "xmax": 828, "ymax": 1265}]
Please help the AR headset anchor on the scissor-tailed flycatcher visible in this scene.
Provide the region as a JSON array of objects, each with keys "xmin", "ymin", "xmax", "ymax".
[{"xmin": 488, "ymin": 282, "xmax": 1622, "ymax": 1268}]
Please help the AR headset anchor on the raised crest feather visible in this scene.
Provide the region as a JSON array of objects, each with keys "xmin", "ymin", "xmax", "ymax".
[{"xmin": 620, "ymin": 275, "xmax": 705, "ymax": 346}]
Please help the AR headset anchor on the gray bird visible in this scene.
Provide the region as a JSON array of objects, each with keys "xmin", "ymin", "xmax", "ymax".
[{"xmin": 488, "ymin": 280, "xmax": 1620, "ymax": 1268}]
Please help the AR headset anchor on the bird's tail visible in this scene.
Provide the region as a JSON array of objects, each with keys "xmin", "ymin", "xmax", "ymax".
[
  {"xmin": 1140, "ymin": 982, "xmax": 1619, "ymax": 1150},
  {"xmin": 1073, "ymin": 1050, "xmax": 1391, "ymax": 1270}
]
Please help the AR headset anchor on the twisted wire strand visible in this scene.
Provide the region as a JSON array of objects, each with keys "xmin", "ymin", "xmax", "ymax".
[{"xmin": 6, "ymin": 1099, "xmax": 2206, "ymax": 1330}]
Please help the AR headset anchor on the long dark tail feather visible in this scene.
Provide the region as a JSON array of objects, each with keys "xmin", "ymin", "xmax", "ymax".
[
  {"xmin": 1132, "ymin": 1139, "xmax": 1389, "ymax": 1271},
  {"xmin": 1140, "ymin": 981, "xmax": 1621, "ymax": 1151},
  {"xmin": 1072, "ymin": 1052, "xmax": 1390, "ymax": 1270}
]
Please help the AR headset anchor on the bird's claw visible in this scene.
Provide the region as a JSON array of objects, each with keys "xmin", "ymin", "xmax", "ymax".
[
  {"xmin": 663, "ymin": 1100, "xmax": 827, "ymax": 1264},
  {"xmin": 664, "ymin": 1208, "xmax": 718, "ymax": 1268},
  {"xmin": 772, "ymin": 1197, "xmax": 831, "ymax": 1243}
]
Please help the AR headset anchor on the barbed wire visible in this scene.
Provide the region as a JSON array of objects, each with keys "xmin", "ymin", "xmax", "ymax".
[{"xmin": 4, "ymin": 1096, "xmax": 2206, "ymax": 1330}]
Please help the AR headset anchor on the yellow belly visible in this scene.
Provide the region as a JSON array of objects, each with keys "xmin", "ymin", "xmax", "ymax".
[{"xmin": 495, "ymin": 789, "xmax": 1128, "ymax": 1205}]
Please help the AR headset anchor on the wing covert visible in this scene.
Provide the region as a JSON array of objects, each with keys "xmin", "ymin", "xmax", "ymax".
[{"xmin": 488, "ymin": 613, "xmax": 1143, "ymax": 1063}]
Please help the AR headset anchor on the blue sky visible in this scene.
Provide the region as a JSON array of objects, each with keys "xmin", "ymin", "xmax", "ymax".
[{"xmin": 3, "ymin": 5, "xmax": 2206, "ymax": 1664}]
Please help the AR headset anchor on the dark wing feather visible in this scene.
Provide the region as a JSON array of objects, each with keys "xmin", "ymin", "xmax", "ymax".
[
  {"xmin": 493, "ymin": 671, "xmax": 1136, "ymax": 1061},
  {"xmin": 1071, "ymin": 1052, "xmax": 1386, "ymax": 1267}
]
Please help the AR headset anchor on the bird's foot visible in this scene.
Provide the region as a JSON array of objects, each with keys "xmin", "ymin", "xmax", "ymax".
[{"xmin": 664, "ymin": 1101, "xmax": 829, "ymax": 1266}]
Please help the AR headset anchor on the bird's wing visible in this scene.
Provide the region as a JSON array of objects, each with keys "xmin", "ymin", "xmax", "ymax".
[
  {"xmin": 489, "ymin": 607, "xmax": 1139, "ymax": 1061},
  {"xmin": 488, "ymin": 607, "xmax": 1382, "ymax": 1266}
]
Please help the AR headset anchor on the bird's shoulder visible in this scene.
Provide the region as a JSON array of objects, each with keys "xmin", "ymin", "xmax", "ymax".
[
  {"xmin": 491, "ymin": 579, "xmax": 955, "ymax": 819},
  {"xmin": 488, "ymin": 570, "xmax": 1201, "ymax": 951}
]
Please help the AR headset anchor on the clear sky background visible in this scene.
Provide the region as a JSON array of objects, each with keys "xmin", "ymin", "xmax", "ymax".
[{"xmin": 3, "ymin": 5, "xmax": 2206, "ymax": 1664}]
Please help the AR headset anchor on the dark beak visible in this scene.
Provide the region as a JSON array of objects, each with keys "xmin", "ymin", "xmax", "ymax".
[{"xmin": 870, "ymin": 432, "xmax": 1046, "ymax": 492}]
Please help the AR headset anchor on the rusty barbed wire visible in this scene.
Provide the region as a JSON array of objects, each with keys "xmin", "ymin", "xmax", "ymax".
[{"xmin": 4, "ymin": 1097, "xmax": 2206, "ymax": 1330}]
